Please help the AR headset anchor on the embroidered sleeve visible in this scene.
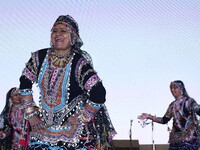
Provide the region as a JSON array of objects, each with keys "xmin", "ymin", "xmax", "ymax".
[
  {"xmin": 19, "ymin": 51, "xmax": 40, "ymax": 90},
  {"xmin": 188, "ymin": 98, "xmax": 200, "ymax": 114},
  {"xmin": 22, "ymin": 52, "xmax": 39, "ymax": 83},
  {"xmin": 165, "ymin": 102, "xmax": 173, "ymax": 119},
  {"xmin": 75, "ymin": 57, "xmax": 106, "ymax": 104},
  {"xmin": 153, "ymin": 102, "xmax": 173, "ymax": 124},
  {"xmin": 80, "ymin": 99, "xmax": 102, "ymax": 123},
  {"xmin": 19, "ymin": 51, "xmax": 39, "ymax": 117},
  {"xmin": 75, "ymin": 56, "xmax": 106, "ymax": 123}
]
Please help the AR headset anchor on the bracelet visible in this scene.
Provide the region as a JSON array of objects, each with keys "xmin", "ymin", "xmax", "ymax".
[
  {"xmin": 148, "ymin": 114, "xmax": 155, "ymax": 121},
  {"xmin": 24, "ymin": 111, "xmax": 37, "ymax": 120},
  {"xmin": 25, "ymin": 107, "xmax": 34, "ymax": 114},
  {"xmin": 20, "ymin": 89, "xmax": 33, "ymax": 95},
  {"xmin": 1, "ymin": 133, "xmax": 6, "ymax": 139}
]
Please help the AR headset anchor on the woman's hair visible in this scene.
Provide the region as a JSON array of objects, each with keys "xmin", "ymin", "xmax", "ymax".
[
  {"xmin": 0, "ymin": 87, "xmax": 17, "ymax": 148},
  {"xmin": 0, "ymin": 87, "xmax": 18, "ymax": 117},
  {"xmin": 170, "ymin": 80, "xmax": 189, "ymax": 97}
]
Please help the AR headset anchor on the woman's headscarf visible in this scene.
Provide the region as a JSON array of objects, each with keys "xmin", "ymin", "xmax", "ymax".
[
  {"xmin": 0, "ymin": 87, "xmax": 18, "ymax": 121},
  {"xmin": 51, "ymin": 15, "xmax": 93, "ymax": 66},
  {"xmin": 0, "ymin": 87, "xmax": 17, "ymax": 149},
  {"xmin": 170, "ymin": 80, "xmax": 189, "ymax": 97},
  {"xmin": 51, "ymin": 15, "xmax": 83, "ymax": 50}
]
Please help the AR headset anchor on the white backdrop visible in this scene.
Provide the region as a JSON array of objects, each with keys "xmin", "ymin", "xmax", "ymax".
[{"xmin": 0, "ymin": 0, "xmax": 200, "ymax": 144}]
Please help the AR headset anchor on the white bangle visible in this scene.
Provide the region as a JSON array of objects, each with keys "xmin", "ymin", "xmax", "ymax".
[
  {"xmin": 1, "ymin": 133, "xmax": 6, "ymax": 139},
  {"xmin": 24, "ymin": 111, "xmax": 37, "ymax": 120}
]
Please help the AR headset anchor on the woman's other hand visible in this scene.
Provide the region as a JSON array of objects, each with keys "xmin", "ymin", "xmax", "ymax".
[
  {"xmin": 0, "ymin": 131, "xmax": 6, "ymax": 139},
  {"xmin": 28, "ymin": 115, "xmax": 44, "ymax": 132}
]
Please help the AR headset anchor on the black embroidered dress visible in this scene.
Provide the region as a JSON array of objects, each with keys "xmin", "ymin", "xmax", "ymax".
[{"xmin": 19, "ymin": 48, "xmax": 116, "ymax": 149}]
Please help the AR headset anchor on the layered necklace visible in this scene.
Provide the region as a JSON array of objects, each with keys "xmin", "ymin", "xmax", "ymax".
[
  {"xmin": 44, "ymin": 49, "xmax": 73, "ymax": 107},
  {"xmin": 50, "ymin": 50, "xmax": 73, "ymax": 68},
  {"xmin": 10, "ymin": 104, "xmax": 23, "ymax": 130}
]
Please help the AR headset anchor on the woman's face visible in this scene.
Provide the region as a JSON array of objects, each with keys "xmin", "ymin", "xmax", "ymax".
[
  {"xmin": 51, "ymin": 24, "xmax": 71, "ymax": 52},
  {"xmin": 170, "ymin": 84, "xmax": 182, "ymax": 99},
  {"xmin": 12, "ymin": 89, "xmax": 20, "ymax": 104}
]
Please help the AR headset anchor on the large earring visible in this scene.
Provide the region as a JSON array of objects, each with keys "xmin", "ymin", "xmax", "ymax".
[
  {"xmin": 9, "ymin": 98, "xmax": 13, "ymax": 105},
  {"xmin": 181, "ymin": 90, "xmax": 183, "ymax": 95},
  {"xmin": 69, "ymin": 33, "xmax": 74, "ymax": 46},
  {"xmin": 69, "ymin": 31, "xmax": 76, "ymax": 46}
]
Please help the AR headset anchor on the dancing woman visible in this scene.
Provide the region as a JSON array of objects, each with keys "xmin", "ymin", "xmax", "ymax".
[
  {"xmin": 138, "ymin": 80, "xmax": 200, "ymax": 150},
  {"xmin": 0, "ymin": 87, "xmax": 30, "ymax": 150},
  {"xmin": 19, "ymin": 15, "xmax": 116, "ymax": 149}
]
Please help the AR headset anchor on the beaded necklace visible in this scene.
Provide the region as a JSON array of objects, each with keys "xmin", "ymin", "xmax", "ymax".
[{"xmin": 50, "ymin": 50, "xmax": 73, "ymax": 68}]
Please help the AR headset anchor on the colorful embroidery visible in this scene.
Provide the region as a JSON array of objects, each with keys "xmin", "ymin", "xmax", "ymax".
[
  {"xmin": 167, "ymin": 97, "xmax": 200, "ymax": 143},
  {"xmin": 25, "ymin": 49, "xmax": 116, "ymax": 149},
  {"xmin": 22, "ymin": 67, "xmax": 37, "ymax": 82},
  {"xmin": 84, "ymin": 74, "xmax": 100, "ymax": 91}
]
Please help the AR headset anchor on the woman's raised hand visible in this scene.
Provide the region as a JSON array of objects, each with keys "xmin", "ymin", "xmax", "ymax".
[{"xmin": 137, "ymin": 113, "xmax": 149, "ymax": 120}]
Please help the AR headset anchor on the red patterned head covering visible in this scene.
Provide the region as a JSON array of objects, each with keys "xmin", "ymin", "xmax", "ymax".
[
  {"xmin": 51, "ymin": 15, "xmax": 83, "ymax": 49},
  {"xmin": 170, "ymin": 80, "xmax": 189, "ymax": 97}
]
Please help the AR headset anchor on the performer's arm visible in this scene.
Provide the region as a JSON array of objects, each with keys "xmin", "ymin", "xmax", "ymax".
[
  {"xmin": 148, "ymin": 115, "xmax": 170, "ymax": 124},
  {"xmin": 138, "ymin": 102, "xmax": 173, "ymax": 124},
  {"xmin": 75, "ymin": 57, "xmax": 105, "ymax": 123},
  {"xmin": 19, "ymin": 52, "xmax": 43, "ymax": 128}
]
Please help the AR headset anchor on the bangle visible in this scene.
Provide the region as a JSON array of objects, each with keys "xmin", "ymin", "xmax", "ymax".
[
  {"xmin": 24, "ymin": 111, "xmax": 37, "ymax": 120},
  {"xmin": 148, "ymin": 115, "xmax": 155, "ymax": 121},
  {"xmin": 25, "ymin": 107, "xmax": 34, "ymax": 114},
  {"xmin": 20, "ymin": 89, "xmax": 33, "ymax": 95},
  {"xmin": 1, "ymin": 133, "xmax": 6, "ymax": 139}
]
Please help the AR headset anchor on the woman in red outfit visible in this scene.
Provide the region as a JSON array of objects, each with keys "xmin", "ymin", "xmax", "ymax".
[{"xmin": 0, "ymin": 87, "xmax": 30, "ymax": 150}]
